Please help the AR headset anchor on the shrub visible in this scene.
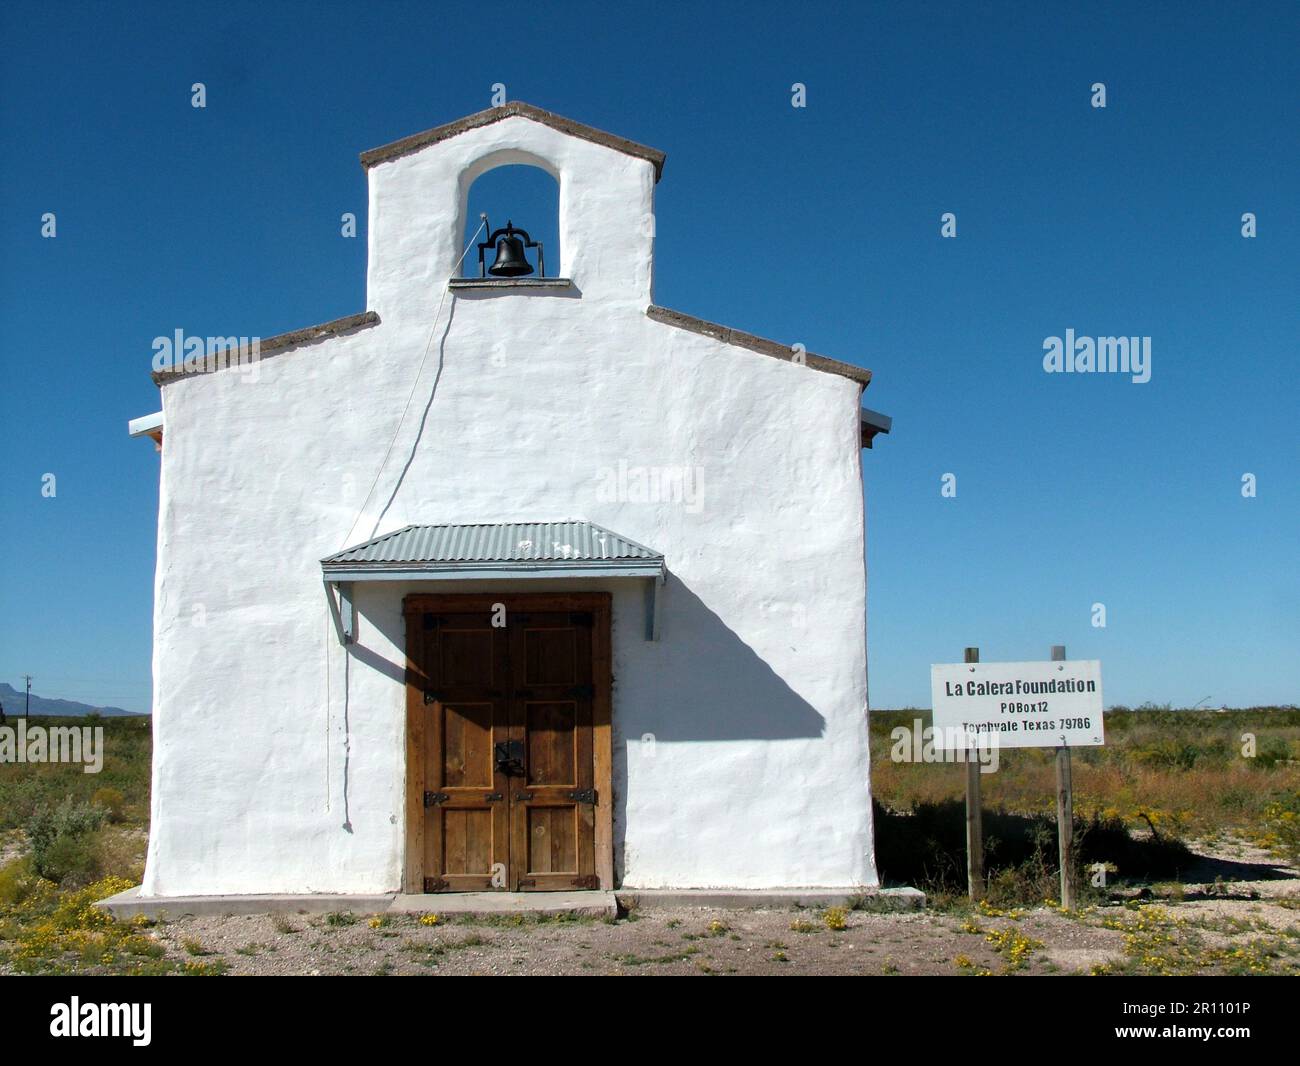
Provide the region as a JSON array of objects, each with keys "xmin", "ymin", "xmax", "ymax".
[
  {"xmin": 39, "ymin": 833, "xmax": 102, "ymax": 888},
  {"xmin": 0, "ymin": 855, "xmax": 39, "ymax": 906},
  {"xmin": 26, "ymin": 797, "xmax": 108, "ymax": 885},
  {"xmin": 90, "ymin": 788, "xmax": 127, "ymax": 822},
  {"xmin": 1251, "ymin": 736, "xmax": 1294, "ymax": 771},
  {"xmin": 1261, "ymin": 791, "xmax": 1300, "ymax": 866},
  {"xmin": 92, "ymin": 826, "xmax": 147, "ymax": 883}
]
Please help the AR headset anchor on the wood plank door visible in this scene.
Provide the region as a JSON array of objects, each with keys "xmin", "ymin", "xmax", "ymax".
[
  {"xmin": 416, "ymin": 609, "xmax": 510, "ymax": 892},
  {"xmin": 508, "ymin": 610, "xmax": 597, "ymax": 890},
  {"xmin": 406, "ymin": 594, "xmax": 608, "ymax": 893}
]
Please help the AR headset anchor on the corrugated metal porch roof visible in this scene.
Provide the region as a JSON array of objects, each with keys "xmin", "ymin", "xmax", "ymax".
[{"xmin": 322, "ymin": 521, "xmax": 664, "ymax": 579}]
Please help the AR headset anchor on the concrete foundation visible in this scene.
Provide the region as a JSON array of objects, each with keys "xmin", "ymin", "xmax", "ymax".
[
  {"xmin": 616, "ymin": 887, "xmax": 925, "ymax": 911},
  {"xmin": 388, "ymin": 891, "xmax": 617, "ymax": 919},
  {"xmin": 95, "ymin": 885, "xmax": 921, "ymax": 920}
]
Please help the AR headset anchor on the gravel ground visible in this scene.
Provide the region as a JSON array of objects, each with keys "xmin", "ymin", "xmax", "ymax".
[
  {"xmin": 146, "ymin": 906, "xmax": 1084, "ymax": 976},
  {"xmin": 132, "ymin": 892, "xmax": 1297, "ymax": 976},
  {"xmin": 130, "ymin": 837, "xmax": 1299, "ymax": 976}
]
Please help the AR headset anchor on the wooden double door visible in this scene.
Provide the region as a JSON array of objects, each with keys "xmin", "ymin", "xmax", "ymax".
[{"xmin": 404, "ymin": 594, "xmax": 612, "ymax": 893}]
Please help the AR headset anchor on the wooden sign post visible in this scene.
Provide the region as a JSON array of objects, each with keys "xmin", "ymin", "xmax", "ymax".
[
  {"xmin": 931, "ymin": 648, "xmax": 1102, "ymax": 910},
  {"xmin": 964, "ymin": 646, "xmax": 985, "ymax": 902},
  {"xmin": 1052, "ymin": 644, "xmax": 1075, "ymax": 909}
]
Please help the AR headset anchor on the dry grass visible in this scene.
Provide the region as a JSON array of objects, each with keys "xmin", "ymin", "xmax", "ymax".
[
  {"xmin": 871, "ymin": 707, "xmax": 1300, "ymax": 902},
  {"xmin": 872, "ymin": 707, "xmax": 1300, "ymax": 840}
]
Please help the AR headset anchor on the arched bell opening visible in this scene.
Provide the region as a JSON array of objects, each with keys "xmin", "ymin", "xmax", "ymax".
[{"xmin": 460, "ymin": 162, "xmax": 560, "ymax": 279}]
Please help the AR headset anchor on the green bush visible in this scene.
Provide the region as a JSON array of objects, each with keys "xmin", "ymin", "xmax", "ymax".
[
  {"xmin": 0, "ymin": 855, "xmax": 40, "ymax": 906},
  {"xmin": 39, "ymin": 833, "xmax": 102, "ymax": 887},
  {"xmin": 1251, "ymin": 736, "xmax": 1293, "ymax": 770},
  {"xmin": 26, "ymin": 797, "xmax": 108, "ymax": 885},
  {"xmin": 90, "ymin": 787, "xmax": 127, "ymax": 822}
]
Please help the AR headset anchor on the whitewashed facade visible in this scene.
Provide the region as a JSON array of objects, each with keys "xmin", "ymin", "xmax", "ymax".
[{"xmin": 132, "ymin": 104, "xmax": 886, "ymax": 898}]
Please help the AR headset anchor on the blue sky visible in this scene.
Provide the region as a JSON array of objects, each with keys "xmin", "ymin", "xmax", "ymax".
[{"xmin": 0, "ymin": 1, "xmax": 1295, "ymax": 713}]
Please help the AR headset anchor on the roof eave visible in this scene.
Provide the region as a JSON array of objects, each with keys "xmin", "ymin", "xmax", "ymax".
[
  {"xmin": 322, "ymin": 560, "xmax": 665, "ymax": 583},
  {"xmin": 359, "ymin": 102, "xmax": 667, "ymax": 181},
  {"xmin": 861, "ymin": 406, "xmax": 892, "ymax": 449},
  {"xmin": 151, "ymin": 311, "xmax": 380, "ymax": 386},
  {"xmin": 646, "ymin": 305, "xmax": 872, "ymax": 388}
]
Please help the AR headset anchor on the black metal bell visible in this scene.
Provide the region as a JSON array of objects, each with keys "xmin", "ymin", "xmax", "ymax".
[{"xmin": 488, "ymin": 234, "xmax": 533, "ymax": 277}]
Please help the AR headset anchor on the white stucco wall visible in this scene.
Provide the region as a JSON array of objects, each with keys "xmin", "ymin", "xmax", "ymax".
[{"xmin": 141, "ymin": 114, "xmax": 876, "ymax": 896}]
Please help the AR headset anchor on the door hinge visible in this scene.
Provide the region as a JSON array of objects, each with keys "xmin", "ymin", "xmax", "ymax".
[
  {"xmin": 570, "ymin": 611, "xmax": 594, "ymax": 627},
  {"xmin": 571, "ymin": 874, "xmax": 599, "ymax": 889},
  {"xmin": 568, "ymin": 683, "xmax": 595, "ymax": 699},
  {"xmin": 484, "ymin": 792, "xmax": 503, "ymax": 802},
  {"xmin": 423, "ymin": 689, "xmax": 438, "ymax": 705},
  {"xmin": 424, "ymin": 876, "xmax": 448, "ymax": 892},
  {"xmin": 423, "ymin": 791, "xmax": 449, "ymax": 807},
  {"xmin": 422, "ymin": 613, "xmax": 438, "ymax": 631},
  {"xmin": 567, "ymin": 788, "xmax": 597, "ymax": 805},
  {"xmin": 518, "ymin": 877, "xmax": 537, "ymax": 888},
  {"xmin": 514, "ymin": 791, "xmax": 534, "ymax": 802}
]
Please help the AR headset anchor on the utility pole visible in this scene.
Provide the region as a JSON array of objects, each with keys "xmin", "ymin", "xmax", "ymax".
[{"xmin": 23, "ymin": 674, "xmax": 32, "ymax": 719}]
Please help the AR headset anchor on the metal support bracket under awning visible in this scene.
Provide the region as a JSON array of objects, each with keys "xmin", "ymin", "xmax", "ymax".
[
  {"xmin": 324, "ymin": 579, "xmax": 357, "ymax": 645},
  {"xmin": 321, "ymin": 522, "xmax": 667, "ymax": 646}
]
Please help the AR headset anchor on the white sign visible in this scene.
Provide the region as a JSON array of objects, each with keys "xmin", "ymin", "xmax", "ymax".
[{"xmin": 929, "ymin": 659, "xmax": 1104, "ymax": 750}]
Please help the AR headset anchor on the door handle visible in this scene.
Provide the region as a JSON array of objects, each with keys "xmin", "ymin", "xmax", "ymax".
[{"xmin": 493, "ymin": 740, "xmax": 525, "ymax": 777}]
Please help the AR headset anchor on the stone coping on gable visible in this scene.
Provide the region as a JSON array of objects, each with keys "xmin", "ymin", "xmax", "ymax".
[
  {"xmin": 645, "ymin": 305, "xmax": 873, "ymax": 388},
  {"xmin": 150, "ymin": 311, "xmax": 381, "ymax": 386},
  {"xmin": 360, "ymin": 102, "xmax": 667, "ymax": 181}
]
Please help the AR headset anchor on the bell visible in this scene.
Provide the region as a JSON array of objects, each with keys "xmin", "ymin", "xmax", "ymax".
[{"xmin": 488, "ymin": 234, "xmax": 534, "ymax": 277}]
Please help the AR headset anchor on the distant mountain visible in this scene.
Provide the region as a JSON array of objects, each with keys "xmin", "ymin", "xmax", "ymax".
[{"xmin": 0, "ymin": 682, "xmax": 145, "ymax": 718}]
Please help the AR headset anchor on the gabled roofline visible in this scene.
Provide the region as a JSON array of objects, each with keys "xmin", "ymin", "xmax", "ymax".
[
  {"xmin": 151, "ymin": 311, "xmax": 380, "ymax": 386},
  {"xmin": 359, "ymin": 102, "xmax": 667, "ymax": 181},
  {"xmin": 645, "ymin": 305, "xmax": 873, "ymax": 388}
]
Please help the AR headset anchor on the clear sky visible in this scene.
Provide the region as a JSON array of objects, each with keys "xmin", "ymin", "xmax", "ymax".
[{"xmin": 1, "ymin": 1, "xmax": 1295, "ymax": 713}]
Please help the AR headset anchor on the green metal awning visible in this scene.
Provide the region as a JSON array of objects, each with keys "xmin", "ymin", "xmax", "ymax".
[{"xmin": 322, "ymin": 521, "xmax": 666, "ymax": 643}]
